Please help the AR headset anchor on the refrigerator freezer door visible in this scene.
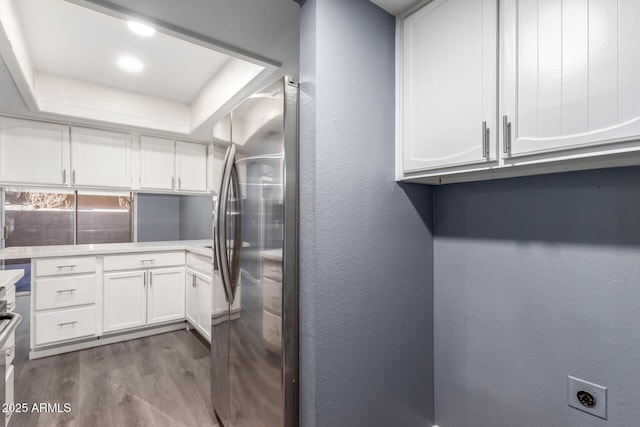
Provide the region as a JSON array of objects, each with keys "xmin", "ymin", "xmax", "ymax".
[{"xmin": 227, "ymin": 79, "xmax": 287, "ymax": 427}]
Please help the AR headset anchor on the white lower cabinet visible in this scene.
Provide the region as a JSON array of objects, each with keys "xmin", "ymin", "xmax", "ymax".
[
  {"xmin": 103, "ymin": 271, "xmax": 147, "ymax": 333},
  {"xmin": 147, "ymin": 268, "xmax": 185, "ymax": 324},
  {"xmin": 186, "ymin": 268, "xmax": 211, "ymax": 342},
  {"xmin": 103, "ymin": 267, "xmax": 184, "ymax": 333}
]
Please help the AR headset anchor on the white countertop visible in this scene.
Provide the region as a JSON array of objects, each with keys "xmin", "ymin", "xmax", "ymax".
[
  {"xmin": 0, "ymin": 240, "xmax": 213, "ymax": 261},
  {"xmin": 0, "ymin": 270, "xmax": 24, "ymax": 288}
]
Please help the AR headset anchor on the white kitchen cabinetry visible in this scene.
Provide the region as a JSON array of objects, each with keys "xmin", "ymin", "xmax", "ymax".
[
  {"xmin": 501, "ymin": 0, "xmax": 640, "ymax": 157},
  {"xmin": 103, "ymin": 270, "xmax": 147, "ymax": 333},
  {"xmin": 399, "ymin": 0, "xmax": 497, "ymax": 173},
  {"xmin": 71, "ymin": 127, "xmax": 132, "ymax": 188},
  {"xmin": 398, "ymin": 0, "xmax": 640, "ymax": 184},
  {"xmin": 176, "ymin": 141, "xmax": 207, "ymax": 192},
  {"xmin": 0, "ymin": 117, "xmax": 70, "ymax": 186},
  {"xmin": 103, "ymin": 252, "xmax": 185, "ymax": 333},
  {"xmin": 32, "ymin": 256, "xmax": 98, "ymax": 347},
  {"xmin": 185, "ymin": 252, "xmax": 213, "ymax": 341},
  {"xmin": 147, "ymin": 267, "xmax": 185, "ymax": 324},
  {"xmin": 139, "ymin": 136, "xmax": 176, "ymax": 191},
  {"xmin": 3, "ymin": 283, "xmax": 16, "ymax": 426}
]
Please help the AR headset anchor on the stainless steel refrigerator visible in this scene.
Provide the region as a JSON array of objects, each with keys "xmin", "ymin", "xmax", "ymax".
[{"xmin": 211, "ymin": 77, "xmax": 298, "ymax": 427}]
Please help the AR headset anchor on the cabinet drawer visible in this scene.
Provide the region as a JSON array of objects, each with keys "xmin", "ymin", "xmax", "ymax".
[
  {"xmin": 262, "ymin": 259, "xmax": 282, "ymax": 281},
  {"xmin": 34, "ymin": 306, "xmax": 96, "ymax": 346},
  {"xmin": 4, "ymin": 332, "xmax": 15, "ymax": 366},
  {"xmin": 262, "ymin": 310, "xmax": 282, "ymax": 353},
  {"xmin": 35, "ymin": 257, "xmax": 97, "ymax": 277},
  {"xmin": 262, "ymin": 278, "xmax": 281, "ymax": 315},
  {"xmin": 103, "ymin": 251, "xmax": 185, "ymax": 271},
  {"xmin": 34, "ymin": 275, "xmax": 96, "ymax": 311},
  {"xmin": 186, "ymin": 252, "xmax": 213, "ymax": 276}
]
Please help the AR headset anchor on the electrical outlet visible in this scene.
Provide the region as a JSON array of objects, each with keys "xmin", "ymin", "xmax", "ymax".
[{"xmin": 567, "ymin": 376, "xmax": 607, "ymax": 419}]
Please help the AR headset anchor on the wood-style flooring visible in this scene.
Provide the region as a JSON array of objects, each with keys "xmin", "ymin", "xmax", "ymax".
[{"xmin": 12, "ymin": 295, "xmax": 218, "ymax": 427}]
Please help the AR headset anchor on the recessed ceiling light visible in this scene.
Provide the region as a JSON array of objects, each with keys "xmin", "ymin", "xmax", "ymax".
[
  {"xmin": 118, "ymin": 56, "xmax": 144, "ymax": 73},
  {"xmin": 127, "ymin": 20, "xmax": 156, "ymax": 37}
]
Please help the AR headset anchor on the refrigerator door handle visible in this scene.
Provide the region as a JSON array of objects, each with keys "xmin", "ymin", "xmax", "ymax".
[
  {"xmin": 215, "ymin": 144, "xmax": 236, "ymax": 304},
  {"xmin": 228, "ymin": 163, "xmax": 243, "ymax": 301}
]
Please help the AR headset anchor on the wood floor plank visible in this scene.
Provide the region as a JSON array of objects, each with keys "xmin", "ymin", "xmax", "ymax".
[{"xmin": 12, "ymin": 295, "xmax": 218, "ymax": 427}]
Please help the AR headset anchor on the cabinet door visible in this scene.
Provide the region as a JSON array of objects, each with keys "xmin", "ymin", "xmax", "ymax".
[
  {"xmin": 71, "ymin": 127, "xmax": 132, "ymax": 188},
  {"xmin": 147, "ymin": 267, "xmax": 185, "ymax": 325},
  {"xmin": 196, "ymin": 274, "xmax": 211, "ymax": 341},
  {"xmin": 502, "ymin": 0, "xmax": 640, "ymax": 157},
  {"xmin": 140, "ymin": 136, "xmax": 175, "ymax": 190},
  {"xmin": 186, "ymin": 269, "xmax": 198, "ymax": 326},
  {"xmin": 103, "ymin": 271, "xmax": 146, "ymax": 332},
  {"xmin": 0, "ymin": 117, "xmax": 70, "ymax": 185},
  {"xmin": 401, "ymin": 0, "xmax": 497, "ymax": 172},
  {"xmin": 176, "ymin": 141, "xmax": 207, "ymax": 192}
]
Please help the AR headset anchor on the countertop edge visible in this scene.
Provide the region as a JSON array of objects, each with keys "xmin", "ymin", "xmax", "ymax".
[{"xmin": 0, "ymin": 240, "xmax": 213, "ymax": 261}]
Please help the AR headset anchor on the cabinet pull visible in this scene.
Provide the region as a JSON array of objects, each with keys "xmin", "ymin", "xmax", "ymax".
[
  {"xmin": 172, "ymin": 176, "xmax": 175, "ymax": 189},
  {"xmin": 72, "ymin": 169, "xmax": 76, "ymax": 184},
  {"xmin": 58, "ymin": 321, "xmax": 77, "ymax": 327},
  {"xmin": 502, "ymin": 115, "xmax": 512, "ymax": 155},
  {"xmin": 140, "ymin": 259, "xmax": 155, "ymax": 264},
  {"xmin": 149, "ymin": 272, "xmax": 153, "ymax": 286},
  {"xmin": 193, "ymin": 275, "xmax": 196, "ymax": 287},
  {"xmin": 2, "ymin": 225, "xmax": 7, "ymax": 240},
  {"xmin": 178, "ymin": 177, "xmax": 182, "ymax": 189},
  {"xmin": 482, "ymin": 121, "xmax": 490, "ymax": 159},
  {"xmin": 56, "ymin": 264, "xmax": 76, "ymax": 270},
  {"xmin": 62, "ymin": 169, "xmax": 67, "ymax": 184},
  {"xmin": 144, "ymin": 272, "xmax": 147, "ymax": 286},
  {"xmin": 56, "ymin": 288, "xmax": 77, "ymax": 294}
]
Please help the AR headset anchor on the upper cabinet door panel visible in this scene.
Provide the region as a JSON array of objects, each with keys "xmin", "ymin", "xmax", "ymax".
[
  {"xmin": 140, "ymin": 136, "xmax": 175, "ymax": 191},
  {"xmin": 176, "ymin": 141, "xmax": 207, "ymax": 192},
  {"xmin": 503, "ymin": 0, "xmax": 640, "ymax": 156},
  {"xmin": 71, "ymin": 127, "xmax": 132, "ymax": 188},
  {"xmin": 401, "ymin": 0, "xmax": 497, "ymax": 172},
  {"xmin": 0, "ymin": 118, "xmax": 70, "ymax": 185}
]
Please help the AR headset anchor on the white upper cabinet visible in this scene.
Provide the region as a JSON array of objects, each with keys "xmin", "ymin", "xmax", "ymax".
[
  {"xmin": 176, "ymin": 141, "xmax": 207, "ymax": 192},
  {"xmin": 71, "ymin": 127, "xmax": 132, "ymax": 188},
  {"xmin": 400, "ymin": 0, "xmax": 497, "ymax": 173},
  {"xmin": 0, "ymin": 117, "xmax": 70, "ymax": 186},
  {"xmin": 140, "ymin": 136, "xmax": 176, "ymax": 191},
  {"xmin": 501, "ymin": 0, "xmax": 640, "ymax": 157}
]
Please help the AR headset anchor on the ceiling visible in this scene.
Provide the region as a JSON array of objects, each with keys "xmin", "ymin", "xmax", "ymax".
[
  {"xmin": 0, "ymin": 0, "xmax": 289, "ymax": 140},
  {"xmin": 15, "ymin": 0, "xmax": 232, "ymax": 104},
  {"xmin": 370, "ymin": 0, "xmax": 422, "ymax": 15}
]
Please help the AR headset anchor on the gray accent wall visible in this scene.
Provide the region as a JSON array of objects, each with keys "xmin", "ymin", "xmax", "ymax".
[
  {"xmin": 434, "ymin": 166, "xmax": 640, "ymax": 427},
  {"xmin": 299, "ymin": 1, "xmax": 435, "ymax": 426},
  {"xmin": 137, "ymin": 194, "xmax": 180, "ymax": 242},
  {"xmin": 179, "ymin": 195, "xmax": 213, "ymax": 240}
]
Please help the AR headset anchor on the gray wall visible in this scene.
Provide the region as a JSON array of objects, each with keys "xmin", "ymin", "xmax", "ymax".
[
  {"xmin": 179, "ymin": 195, "xmax": 213, "ymax": 240},
  {"xmin": 434, "ymin": 166, "xmax": 640, "ymax": 427},
  {"xmin": 299, "ymin": 1, "xmax": 435, "ymax": 426},
  {"xmin": 137, "ymin": 194, "xmax": 180, "ymax": 242}
]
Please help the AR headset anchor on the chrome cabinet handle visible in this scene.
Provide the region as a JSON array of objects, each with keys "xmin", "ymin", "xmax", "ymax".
[
  {"xmin": 503, "ymin": 115, "xmax": 512, "ymax": 155},
  {"xmin": 72, "ymin": 169, "xmax": 76, "ymax": 184},
  {"xmin": 56, "ymin": 265, "xmax": 76, "ymax": 270},
  {"xmin": 62, "ymin": 169, "xmax": 67, "ymax": 184},
  {"xmin": 140, "ymin": 259, "xmax": 155, "ymax": 264},
  {"xmin": 56, "ymin": 288, "xmax": 77, "ymax": 294},
  {"xmin": 149, "ymin": 272, "xmax": 153, "ymax": 286},
  {"xmin": 172, "ymin": 176, "xmax": 175, "ymax": 189},
  {"xmin": 143, "ymin": 271, "xmax": 147, "ymax": 286},
  {"xmin": 178, "ymin": 177, "xmax": 182, "ymax": 189},
  {"xmin": 58, "ymin": 321, "xmax": 77, "ymax": 327},
  {"xmin": 482, "ymin": 121, "xmax": 490, "ymax": 159}
]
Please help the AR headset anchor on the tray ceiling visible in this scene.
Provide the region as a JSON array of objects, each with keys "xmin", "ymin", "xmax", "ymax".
[{"xmin": 0, "ymin": 0, "xmax": 276, "ymax": 137}]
